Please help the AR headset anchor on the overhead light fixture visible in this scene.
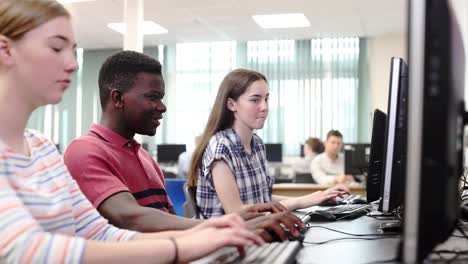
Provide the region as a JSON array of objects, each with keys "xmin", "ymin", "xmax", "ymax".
[
  {"xmin": 57, "ymin": 0, "xmax": 95, "ymax": 3},
  {"xmin": 107, "ymin": 21, "xmax": 168, "ymax": 35},
  {"xmin": 252, "ymin": 13, "xmax": 310, "ymax": 29}
]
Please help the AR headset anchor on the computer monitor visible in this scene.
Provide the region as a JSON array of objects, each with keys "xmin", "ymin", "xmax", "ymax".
[
  {"xmin": 344, "ymin": 143, "xmax": 370, "ymax": 176},
  {"xmin": 367, "ymin": 109, "xmax": 387, "ymax": 203},
  {"xmin": 401, "ymin": 0, "xmax": 466, "ymax": 261},
  {"xmin": 379, "ymin": 57, "xmax": 408, "ymax": 214},
  {"xmin": 265, "ymin": 143, "xmax": 283, "ymax": 162},
  {"xmin": 157, "ymin": 144, "xmax": 186, "ymax": 164}
]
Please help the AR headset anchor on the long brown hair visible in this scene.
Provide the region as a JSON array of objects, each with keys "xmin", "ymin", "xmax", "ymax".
[
  {"xmin": 0, "ymin": 0, "xmax": 70, "ymax": 41},
  {"xmin": 186, "ymin": 69, "xmax": 267, "ymax": 186}
]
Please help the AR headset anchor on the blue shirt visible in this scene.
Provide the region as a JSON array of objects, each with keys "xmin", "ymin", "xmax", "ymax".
[{"xmin": 196, "ymin": 128, "xmax": 273, "ymax": 218}]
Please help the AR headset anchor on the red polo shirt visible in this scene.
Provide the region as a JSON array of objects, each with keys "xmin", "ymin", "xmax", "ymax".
[{"xmin": 64, "ymin": 124, "xmax": 173, "ymax": 212}]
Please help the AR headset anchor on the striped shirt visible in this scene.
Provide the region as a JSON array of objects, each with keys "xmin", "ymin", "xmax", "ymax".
[
  {"xmin": 0, "ymin": 130, "xmax": 136, "ymax": 263},
  {"xmin": 197, "ymin": 128, "xmax": 273, "ymax": 218}
]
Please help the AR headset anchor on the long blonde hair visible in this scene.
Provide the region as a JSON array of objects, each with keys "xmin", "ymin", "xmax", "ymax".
[
  {"xmin": 186, "ymin": 69, "xmax": 267, "ymax": 187},
  {"xmin": 0, "ymin": 0, "xmax": 70, "ymax": 40}
]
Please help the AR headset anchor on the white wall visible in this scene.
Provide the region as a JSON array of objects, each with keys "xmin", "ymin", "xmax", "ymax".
[{"xmin": 367, "ymin": 33, "xmax": 407, "ymax": 115}]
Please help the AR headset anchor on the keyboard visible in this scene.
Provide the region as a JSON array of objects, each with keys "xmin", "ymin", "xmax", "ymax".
[
  {"xmin": 191, "ymin": 241, "xmax": 302, "ymax": 264},
  {"xmin": 323, "ymin": 204, "xmax": 371, "ymax": 217},
  {"xmin": 301, "ymin": 204, "xmax": 371, "ymax": 222}
]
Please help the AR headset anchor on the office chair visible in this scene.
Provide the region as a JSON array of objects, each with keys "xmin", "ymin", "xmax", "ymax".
[
  {"xmin": 183, "ymin": 185, "xmax": 201, "ymax": 219},
  {"xmin": 294, "ymin": 172, "xmax": 317, "ymax": 184}
]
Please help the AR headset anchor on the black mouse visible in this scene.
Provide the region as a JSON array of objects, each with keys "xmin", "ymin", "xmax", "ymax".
[
  {"xmin": 303, "ymin": 210, "xmax": 336, "ymax": 222},
  {"xmin": 349, "ymin": 198, "xmax": 367, "ymax": 204}
]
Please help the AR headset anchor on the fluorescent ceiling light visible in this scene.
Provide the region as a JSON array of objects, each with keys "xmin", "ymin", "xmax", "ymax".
[
  {"xmin": 107, "ymin": 21, "xmax": 168, "ymax": 35},
  {"xmin": 252, "ymin": 13, "xmax": 310, "ymax": 29},
  {"xmin": 58, "ymin": 0, "xmax": 95, "ymax": 3}
]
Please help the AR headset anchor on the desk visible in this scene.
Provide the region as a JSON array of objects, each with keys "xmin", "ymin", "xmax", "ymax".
[
  {"xmin": 297, "ymin": 214, "xmax": 468, "ymax": 263},
  {"xmin": 297, "ymin": 214, "xmax": 399, "ymax": 263},
  {"xmin": 273, "ymin": 183, "xmax": 366, "ymax": 197},
  {"xmin": 192, "ymin": 209, "xmax": 468, "ymax": 263}
]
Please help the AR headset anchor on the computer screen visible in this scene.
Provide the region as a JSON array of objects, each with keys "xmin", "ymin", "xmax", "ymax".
[
  {"xmin": 401, "ymin": 0, "xmax": 466, "ymax": 261},
  {"xmin": 157, "ymin": 144, "xmax": 186, "ymax": 164},
  {"xmin": 379, "ymin": 57, "xmax": 408, "ymax": 214},
  {"xmin": 344, "ymin": 143, "xmax": 370, "ymax": 176},
  {"xmin": 265, "ymin": 143, "xmax": 283, "ymax": 162},
  {"xmin": 367, "ymin": 109, "xmax": 387, "ymax": 203}
]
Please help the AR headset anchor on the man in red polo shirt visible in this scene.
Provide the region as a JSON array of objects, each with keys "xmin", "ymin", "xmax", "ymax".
[{"xmin": 64, "ymin": 51, "xmax": 304, "ymax": 239}]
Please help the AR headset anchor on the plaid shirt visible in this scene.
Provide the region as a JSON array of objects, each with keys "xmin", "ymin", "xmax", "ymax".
[{"xmin": 197, "ymin": 128, "xmax": 273, "ymax": 218}]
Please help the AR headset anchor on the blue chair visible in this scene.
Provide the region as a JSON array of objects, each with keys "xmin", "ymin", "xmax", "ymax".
[{"xmin": 165, "ymin": 178, "xmax": 186, "ymax": 216}]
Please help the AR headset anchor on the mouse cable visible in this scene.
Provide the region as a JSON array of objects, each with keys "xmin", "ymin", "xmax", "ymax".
[
  {"xmin": 302, "ymin": 236, "xmax": 397, "ymax": 246},
  {"xmin": 305, "ymin": 225, "xmax": 399, "ymax": 237},
  {"xmin": 456, "ymin": 221, "xmax": 468, "ymax": 240}
]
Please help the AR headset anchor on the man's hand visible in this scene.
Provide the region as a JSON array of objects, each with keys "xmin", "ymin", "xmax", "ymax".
[
  {"xmin": 245, "ymin": 211, "xmax": 305, "ymax": 242},
  {"xmin": 238, "ymin": 202, "xmax": 288, "ymax": 221},
  {"xmin": 336, "ymin": 175, "xmax": 355, "ymax": 184}
]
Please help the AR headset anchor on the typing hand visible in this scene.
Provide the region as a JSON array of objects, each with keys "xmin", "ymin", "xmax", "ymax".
[
  {"xmin": 190, "ymin": 213, "xmax": 246, "ymax": 232},
  {"xmin": 336, "ymin": 175, "xmax": 355, "ymax": 184},
  {"xmin": 176, "ymin": 223, "xmax": 264, "ymax": 262},
  {"xmin": 246, "ymin": 211, "xmax": 305, "ymax": 242},
  {"xmin": 239, "ymin": 202, "xmax": 288, "ymax": 221},
  {"xmin": 304, "ymin": 185, "xmax": 350, "ymax": 206}
]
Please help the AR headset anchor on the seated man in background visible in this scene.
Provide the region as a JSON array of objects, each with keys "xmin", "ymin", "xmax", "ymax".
[
  {"xmin": 64, "ymin": 50, "xmax": 304, "ymax": 241},
  {"xmin": 310, "ymin": 130, "xmax": 355, "ymax": 185},
  {"xmin": 293, "ymin": 137, "xmax": 324, "ymax": 174}
]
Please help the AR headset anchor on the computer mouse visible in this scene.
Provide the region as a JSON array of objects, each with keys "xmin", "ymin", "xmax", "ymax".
[
  {"xmin": 285, "ymin": 225, "xmax": 306, "ymax": 242},
  {"xmin": 304, "ymin": 210, "xmax": 337, "ymax": 222},
  {"xmin": 349, "ymin": 198, "xmax": 367, "ymax": 204}
]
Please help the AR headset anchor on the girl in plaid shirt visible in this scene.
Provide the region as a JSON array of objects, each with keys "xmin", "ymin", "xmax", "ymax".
[{"xmin": 188, "ymin": 69, "xmax": 349, "ymax": 218}]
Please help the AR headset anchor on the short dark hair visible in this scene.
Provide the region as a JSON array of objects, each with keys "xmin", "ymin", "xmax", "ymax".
[
  {"xmin": 326, "ymin": 130, "xmax": 343, "ymax": 140},
  {"xmin": 98, "ymin": 50, "xmax": 162, "ymax": 109}
]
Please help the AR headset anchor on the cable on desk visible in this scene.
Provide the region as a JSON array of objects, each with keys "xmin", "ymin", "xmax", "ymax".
[
  {"xmin": 456, "ymin": 222, "xmax": 468, "ymax": 240},
  {"xmin": 302, "ymin": 236, "xmax": 397, "ymax": 246},
  {"xmin": 305, "ymin": 225, "xmax": 399, "ymax": 237}
]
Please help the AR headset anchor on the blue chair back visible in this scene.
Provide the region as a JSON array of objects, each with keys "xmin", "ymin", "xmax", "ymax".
[{"xmin": 165, "ymin": 178, "xmax": 186, "ymax": 216}]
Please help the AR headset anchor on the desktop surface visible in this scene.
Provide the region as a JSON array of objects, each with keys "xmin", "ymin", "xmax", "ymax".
[{"xmin": 190, "ymin": 207, "xmax": 468, "ymax": 263}]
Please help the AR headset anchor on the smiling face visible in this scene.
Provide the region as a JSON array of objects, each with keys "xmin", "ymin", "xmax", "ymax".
[
  {"xmin": 6, "ymin": 16, "xmax": 78, "ymax": 107},
  {"xmin": 228, "ymin": 79, "xmax": 269, "ymax": 130},
  {"xmin": 121, "ymin": 72, "xmax": 166, "ymax": 136}
]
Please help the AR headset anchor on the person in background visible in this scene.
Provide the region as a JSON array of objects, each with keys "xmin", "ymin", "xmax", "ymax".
[
  {"xmin": 187, "ymin": 69, "xmax": 349, "ymax": 218},
  {"xmin": 293, "ymin": 137, "xmax": 324, "ymax": 174},
  {"xmin": 178, "ymin": 135, "xmax": 201, "ymax": 178},
  {"xmin": 0, "ymin": 0, "xmax": 263, "ymax": 263},
  {"xmin": 64, "ymin": 50, "xmax": 305, "ymax": 242},
  {"xmin": 310, "ymin": 130, "xmax": 355, "ymax": 185}
]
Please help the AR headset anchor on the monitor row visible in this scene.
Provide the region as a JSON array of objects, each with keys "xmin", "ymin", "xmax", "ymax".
[{"xmin": 364, "ymin": 0, "xmax": 467, "ymax": 261}]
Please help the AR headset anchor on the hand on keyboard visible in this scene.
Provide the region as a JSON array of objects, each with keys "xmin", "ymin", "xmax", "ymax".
[
  {"xmin": 177, "ymin": 214, "xmax": 264, "ymax": 262},
  {"xmin": 240, "ymin": 202, "xmax": 288, "ymax": 220},
  {"xmin": 311, "ymin": 185, "xmax": 351, "ymax": 206},
  {"xmin": 246, "ymin": 211, "xmax": 305, "ymax": 242}
]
